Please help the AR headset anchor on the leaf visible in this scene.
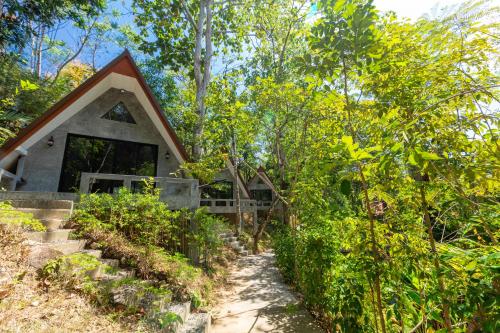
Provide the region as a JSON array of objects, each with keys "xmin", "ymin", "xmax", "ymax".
[
  {"xmin": 20, "ymin": 80, "xmax": 38, "ymax": 91},
  {"xmin": 419, "ymin": 151, "xmax": 442, "ymax": 160},
  {"xmin": 390, "ymin": 142, "xmax": 403, "ymax": 153},
  {"xmin": 354, "ymin": 150, "xmax": 374, "ymax": 160},
  {"xmin": 465, "ymin": 260, "xmax": 477, "ymax": 271},
  {"xmin": 341, "ymin": 135, "xmax": 354, "ymax": 147},
  {"xmin": 408, "ymin": 152, "xmax": 418, "ymax": 166}
]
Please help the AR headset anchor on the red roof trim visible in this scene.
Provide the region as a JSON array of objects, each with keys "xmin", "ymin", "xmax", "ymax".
[{"xmin": 0, "ymin": 50, "xmax": 190, "ymax": 162}]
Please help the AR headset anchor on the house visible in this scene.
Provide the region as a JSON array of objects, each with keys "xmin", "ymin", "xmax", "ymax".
[
  {"xmin": 247, "ymin": 166, "xmax": 282, "ymax": 219},
  {"xmin": 0, "ymin": 51, "xmax": 198, "ymax": 210},
  {"xmin": 200, "ymin": 158, "xmax": 257, "ymax": 229},
  {"xmin": 0, "ymin": 51, "xmax": 265, "ymax": 226}
]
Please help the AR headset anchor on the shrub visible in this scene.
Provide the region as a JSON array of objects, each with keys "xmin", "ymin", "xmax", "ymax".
[
  {"xmin": 191, "ymin": 208, "xmax": 229, "ymax": 270},
  {"xmin": 273, "ymin": 219, "xmax": 370, "ymax": 331},
  {"xmin": 0, "ymin": 201, "xmax": 46, "ymax": 231},
  {"xmin": 41, "ymin": 253, "xmax": 103, "ymax": 295},
  {"xmin": 75, "ymin": 179, "xmax": 189, "ymax": 249},
  {"xmin": 272, "ymin": 222, "xmax": 296, "ymax": 283}
]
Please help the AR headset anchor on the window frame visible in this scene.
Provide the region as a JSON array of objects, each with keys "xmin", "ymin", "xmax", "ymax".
[{"xmin": 57, "ymin": 133, "xmax": 158, "ymax": 192}]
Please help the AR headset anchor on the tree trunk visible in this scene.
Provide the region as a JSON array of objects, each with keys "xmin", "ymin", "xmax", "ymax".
[
  {"xmin": 253, "ymin": 197, "xmax": 278, "ymax": 253},
  {"xmin": 35, "ymin": 25, "xmax": 45, "ymax": 78},
  {"xmin": 275, "ymin": 128, "xmax": 288, "ymax": 224},
  {"xmin": 341, "ymin": 51, "xmax": 386, "ymax": 333},
  {"xmin": 232, "ymin": 130, "xmax": 243, "ymax": 235},
  {"xmin": 419, "ymin": 185, "xmax": 453, "ymax": 332},
  {"xmin": 192, "ymin": 0, "xmax": 213, "ymax": 160},
  {"xmin": 359, "ymin": 165, "xmax": 387, "ymax": 333}
]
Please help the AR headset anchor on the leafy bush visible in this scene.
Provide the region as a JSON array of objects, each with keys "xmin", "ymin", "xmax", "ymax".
[
  {"xmin": 41, "ymin": 253, "xmax": 103, "ymax": 294},
  {"xmin": 0, "ymin": 201, "xmax": 46, "ymax": 231},
  {"xmin": 75, "ymin": 179, "xmax": 189, "ymax": 249},
  {"xmin": 273, "ymin": 219, "xmax": 370, "ymax": 331},
  {"xmin": 191, "ymin": 208, "xmax": 229, "ymax": 270}
]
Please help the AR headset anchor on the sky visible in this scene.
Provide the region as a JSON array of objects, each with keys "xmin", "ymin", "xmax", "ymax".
[
  {"xmin": 50, "ymin": 0, "xmax": 497, "ymax": 73},
  {"xmin": 373, "ymin": 0, "xmax": 464, "ymax": 20}
]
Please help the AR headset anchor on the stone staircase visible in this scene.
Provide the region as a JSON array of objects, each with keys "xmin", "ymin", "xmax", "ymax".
[
  {"xmin": 159, "ymin": 302, "xmax": 212, "ymax": 333},
  {"xmin": 220, "ymin": 232, "xmax": 250, "ymax": 256},
  {"xmin": 6, "ymin": 199, "xmax": 211, "ymax": 333},
  {"xmin": 7, "ymin": 200, "xmax": 85, "ymax": 262}
]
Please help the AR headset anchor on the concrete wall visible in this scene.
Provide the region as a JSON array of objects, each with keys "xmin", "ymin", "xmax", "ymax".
[
  {"xmin": 18, "ymin": 88, "xmax": 182, "ymax": 192},
  {"xmin": 214, "ymin": 168, "xmax": 248, "ymax": 199}
]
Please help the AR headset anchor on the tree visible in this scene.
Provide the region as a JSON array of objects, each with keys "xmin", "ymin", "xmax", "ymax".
[
  {"xmin": 309, "ymin": 1, "xmax": 388, "ymax": 330},
  {"xmin": 133, "ymin": 0, "xmax": 250, "ymax": 160},
  {"xmin": 0, "ymin": 0, "xmax": 106, "ymax": 55},
  {"xmin": 245, "ymin": 0, "xmax": 311, "ymax": 225}
]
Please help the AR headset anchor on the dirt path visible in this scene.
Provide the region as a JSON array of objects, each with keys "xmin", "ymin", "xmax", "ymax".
[{"xmin": 211, "ymin": 251, "xmax": 324, "ymax": 333}]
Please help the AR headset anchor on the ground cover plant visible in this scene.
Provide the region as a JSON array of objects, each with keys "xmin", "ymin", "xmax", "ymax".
[
  {"xmin": 0, "ymin": 202, "xmax": 46, "ymax": 231},
  {"xmin": 71, "ymin": 180, "xmax": 230, "ymax": 305}
]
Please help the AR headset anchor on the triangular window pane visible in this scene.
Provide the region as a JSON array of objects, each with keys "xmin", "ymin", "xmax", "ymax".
[{"xmin": 101, "ymin": 102, "xmax": 136, "ymax": 124}]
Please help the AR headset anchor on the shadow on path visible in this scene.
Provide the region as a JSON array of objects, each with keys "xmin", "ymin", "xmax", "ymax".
[{"xmin": 212, "ymin": 252, "xmax": 324, "ymax": 333}]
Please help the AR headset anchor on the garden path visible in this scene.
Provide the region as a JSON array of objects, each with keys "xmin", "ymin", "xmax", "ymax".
[{"xmin": 211, "ymin": 251, "xmax": 324, "ymax": 333}]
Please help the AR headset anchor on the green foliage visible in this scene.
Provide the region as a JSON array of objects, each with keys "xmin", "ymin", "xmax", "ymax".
[
  {"xmin": 0, "ymin": 55, "xmax": 95, "ymax": 145},
  {"xmin": 157, "ymin": 311, "xmax": 183, "ymax": 329},
  {"xmin": 132, "ymin": 0, "xmax": 248, "ymax": 73},
  {"xmin": 73, "ymin": 209, "xmax": 211, "ymax": 304},
  {"xmin": 270, "ymin": 0, "xmax": 499, "ymax": 331},
  {"xmin": 0, "ymin": 202, "xmax": 46, "ymax": 231},
  {"xmin": 191, "ymin": 208, "xmax": 228, "ymax": 270},
  {"xmin": 0, "ymin": 0, "xmax": 106, "ymax": 51},
  {"xmin": 41, "ymin": 253, "xmax": 103, "ymax": 293},
  {"xmin": 75, "ymin": 179, "xmax": 188, "ymax": 248}
]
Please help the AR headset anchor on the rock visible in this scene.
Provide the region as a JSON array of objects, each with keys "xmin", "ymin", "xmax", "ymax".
[
  {"xmin": 31, "ymin": 300, "xmax": 40, "ymax": 307},
  {"xmin": 111, "ymin": 281, "xmax": 171, "ymax": 314},
  {"xmin": 27, "ymin": 246, "xmax": 64, "ymax": 269},
  {"xmin": 89, "ymin": 242, "xmax": 100, "ymax": 250}
]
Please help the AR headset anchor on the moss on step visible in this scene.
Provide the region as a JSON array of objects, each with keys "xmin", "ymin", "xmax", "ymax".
[{"xmin": 0, "ymin": 202, "xmax": 46, "ymax": 231}]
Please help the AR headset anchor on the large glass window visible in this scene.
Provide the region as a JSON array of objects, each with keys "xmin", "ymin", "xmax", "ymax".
[
  {"xmin": 58, "ymin": 134, "xmax": 158, "ymax": 192},
  {"xmin": 201, "ymin": 181, "xmax": 233, "ymax": 199},
  {"xmin": 251, "ymin": 189, "xmax": 273, "ymax": 202}
]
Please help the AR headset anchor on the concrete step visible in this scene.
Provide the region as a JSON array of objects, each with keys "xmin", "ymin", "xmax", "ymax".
[
  {"xmin": 161, "ymin": 302, "xmax": 191, "ymax": 332},
  {"xmin": 80, "ymin": 249, "xmax": 102, "ymax": 259},
  {"xmin": 25, "ymin": 229, "xmax": 73, "ymax": 243},
  {"xmin": 15, "ymin": 208, "xmax": 71, "ymax": 220},
  {"xmin": 97, "ymin": 269, "xmax": 136, "ymax": 281},
  {"xmin": 180, "ymin": 313, "xmax": 211, "ymax": 333},
  {"xmin": 7, "ymin": 199, "xmax": 73, "ymax": 210},
  {"xmin": 230, "ymin": 242, "xmax": 244, "ymax": 250},
  {"xmin": 40, "ymin": 219, "xmax": 66, "ymax": 231},
  {"xmin": 229, "ymin": 241, "xmax": 240, "ymax": 249},
  {"xmin": 31, "ymin": 239, "xmax": 86, "ymax": 255},
  {"xmin": 99, "ymin": 258, "xmax": 119, "ymax": 268}
]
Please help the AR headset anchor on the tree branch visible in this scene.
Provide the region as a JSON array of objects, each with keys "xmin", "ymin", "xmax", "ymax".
[{"xmin": 51, "ymin": 18, "xmax": 97, "ymax": 84}]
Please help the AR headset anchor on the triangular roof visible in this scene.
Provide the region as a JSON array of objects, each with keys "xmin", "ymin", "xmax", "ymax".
[
  {"xmin": 0, "ymin": 50, "xmax": 189, "ymax": 167},
  {"xmin": 225, "ymin": 157, "xmax": 251, "ymax": 199},
  {"xmin": 248, "ymin": 165, "xmax": 277, "ymax": 192}
]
